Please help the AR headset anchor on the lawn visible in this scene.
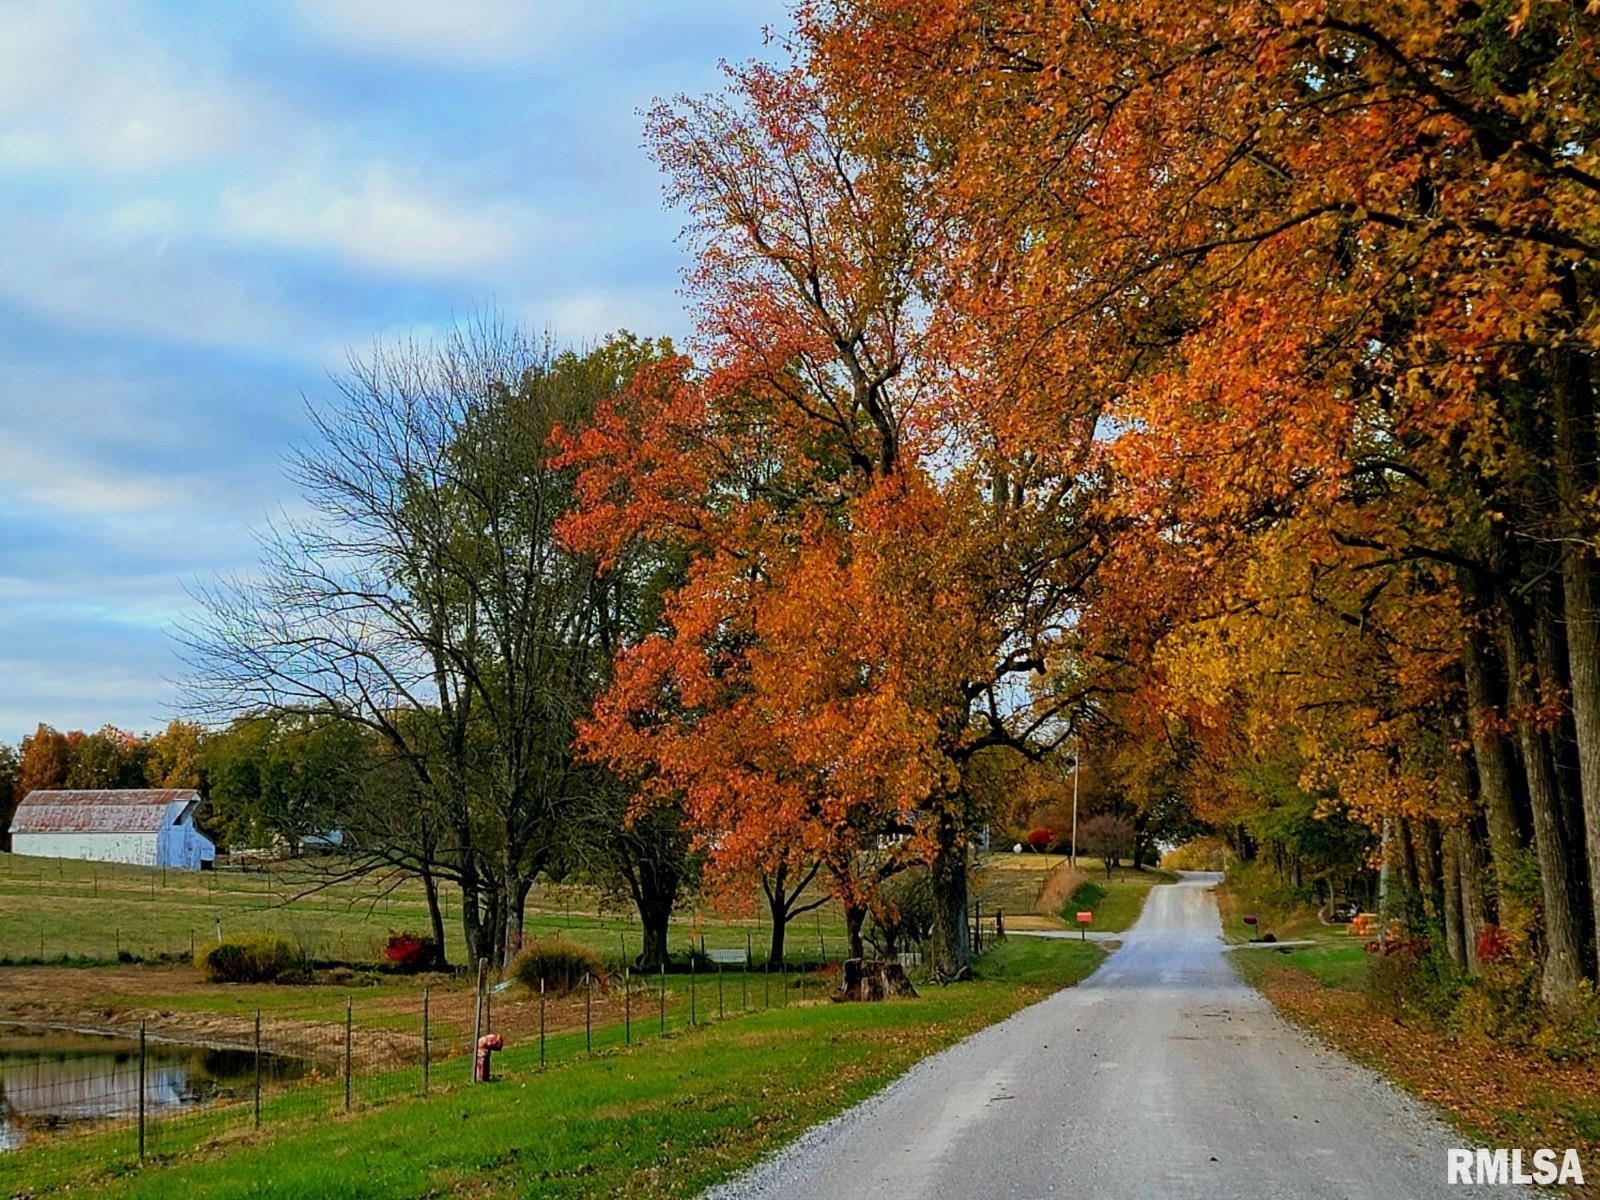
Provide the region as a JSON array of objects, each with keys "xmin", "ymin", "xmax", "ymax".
[
  {"xmin": 0, "ymin": 937, "xmax": 1104, "ymax": 1199},
  {"xmin": 0, "ymin": 851, "xmax": 853, "ymax": 967},
  {"xmin": 1231, "ymin": 941, "xmax": 1368, "ymax": 991},
  {"xmin": 1060, "ymin": 864, "xmax": 1178, "ymax": 933}
]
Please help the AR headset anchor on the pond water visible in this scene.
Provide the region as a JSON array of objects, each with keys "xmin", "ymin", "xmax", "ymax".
[{"xmin": 0, "ymin": 1024, "xmax": 309, "ymax": 1151}]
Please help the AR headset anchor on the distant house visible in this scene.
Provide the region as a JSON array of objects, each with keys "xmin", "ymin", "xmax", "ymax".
[{"xmin": 7, "ymin": 790, "xmax": 216, "ymax": 870}]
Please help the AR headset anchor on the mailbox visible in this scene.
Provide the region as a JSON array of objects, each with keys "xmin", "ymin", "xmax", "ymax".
[
  {"xmin": 1075, "ymin": 911, "xmax": 1093, "ymax": 925},
  {"xmin": 1243, "ymin": 914, "xmax": 1258, "ymax": 926}
]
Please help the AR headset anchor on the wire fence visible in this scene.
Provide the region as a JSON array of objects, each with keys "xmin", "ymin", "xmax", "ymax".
[
  {"xmin": 0, "ymin": 899, "xmax": 1007, "ymax": 1195},
  {"xmin": 0, "ymin": 948, "xmax": 876, "ymax": 1196}
]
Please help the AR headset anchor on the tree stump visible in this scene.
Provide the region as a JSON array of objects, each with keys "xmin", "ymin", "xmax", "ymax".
[{"xmin": 834, "ymin": 958, "xmax": 919, "ymax": 1002}]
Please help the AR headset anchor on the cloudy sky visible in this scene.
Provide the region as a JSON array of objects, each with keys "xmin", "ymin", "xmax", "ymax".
[{"xmin": 0, "ymin": 0, "xmax": 787, "ymax": 744}]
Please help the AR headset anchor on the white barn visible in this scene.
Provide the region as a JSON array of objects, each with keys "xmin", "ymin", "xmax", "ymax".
[{"xmin": 8, "ymin": 790, "xmax": 215, "ymax": 870}]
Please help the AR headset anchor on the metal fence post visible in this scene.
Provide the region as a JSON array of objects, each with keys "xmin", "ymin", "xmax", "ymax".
[
  {"xmin": 624, "ymin": 968, "xmax": 631, "ymax": 1045},
  {"xmin": 344, "ymin": 996, "xmax": 353, "ymax": 1111},
  {"xmin": 137, "ymin": 1020, "xmax": 147, "ymax": 1160},
  {"xmin": 470, "ymin": 958, "xmax": 485, "ymax": 1084},
  {"xmin": 690, "ymin": 953, "xmax": 697, "ymax": 1026},
  {"xmin": 422, "ymin": 987, "xmax": 430, "ymax": 1096},
  {"xmin": 659, "ymin": 961, "xmax": 666, "ymax": 1033},
  {"xmin": 254, "ymin": 1009, "xmax": 262, "ymax": 1128},
  {"xmin": 585, "ymin": 972, "xmax": 592, "ymax": 1053},
  {"xmin": 539, "ymin": 977, "xmax": 546, "ymax": 1068},
  {"xmin": 718, "ymin": 960, "xmax": 724, "ymax": 1020}
]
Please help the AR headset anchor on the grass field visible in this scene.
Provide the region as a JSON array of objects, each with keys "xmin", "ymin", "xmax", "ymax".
[
  {"xmin": 1061, "ymin": 865, "xmax": 1178, "ymax": 932},
  {"xmin": 0, "ymin": 937, "xmax": 1105, "ymax": 1199},
  {"xmin": 0, "ymin": 851, "xmax": 856, "ymax": 967}
]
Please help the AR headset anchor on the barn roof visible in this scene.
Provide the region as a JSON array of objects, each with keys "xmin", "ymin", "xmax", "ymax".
[{"xmin": 8, "ymin": 789, "xmax": 199, "ymax": 835}]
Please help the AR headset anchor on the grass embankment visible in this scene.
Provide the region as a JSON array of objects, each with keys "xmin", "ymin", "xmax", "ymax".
[
  {"xmin": 1061, "ymin": 865, "xmax": 1177, "ymax": 933},
  {"xmin": 0, "ymin": 852, "xmax": 852, "ymax": 966},
  {"xmin": 0, "ymin": 937, "xmax": 1103, "ymax": 1200},
  {"xmin": 1234, "ymin": 938, "xmax": 1600, "ymax": 1191}
]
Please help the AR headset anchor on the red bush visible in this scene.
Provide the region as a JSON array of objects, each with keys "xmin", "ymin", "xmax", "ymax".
[
  {"xmin": 1476, "ymin": 924, "xmax": 1512, "ymax": 964},
  {"xmin": 384, "ymin": 932, "xmax": 437, "ymax": 972},
  {"xmin": 1025, "ymin": 827, "xmax": 1053, "ymax": 852}
]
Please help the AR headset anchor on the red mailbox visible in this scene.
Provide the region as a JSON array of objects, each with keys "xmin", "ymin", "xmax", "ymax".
[{"xmin": 1075, "ymin": 910, "xmax": 1092, "ymax": 941}]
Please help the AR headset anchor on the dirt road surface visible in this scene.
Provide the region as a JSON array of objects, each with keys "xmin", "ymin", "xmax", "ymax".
[{"xmin": 708, "ymin": 872, "xmax": 1524, "ymax": 1200}]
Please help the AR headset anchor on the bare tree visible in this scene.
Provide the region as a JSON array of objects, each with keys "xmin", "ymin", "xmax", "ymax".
[{"xmin": 183, "ymin": 321, "xmax": 657, "ymax": 966}]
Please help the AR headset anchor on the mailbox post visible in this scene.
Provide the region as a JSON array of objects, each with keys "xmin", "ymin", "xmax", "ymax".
[
  {"xmin": 1075, "ymin": 910, "xmax": 1093, "ymax": 942},
  {"xmin": 1244, "ymin": 914, "xmax": 1258, "ymax": 942}
]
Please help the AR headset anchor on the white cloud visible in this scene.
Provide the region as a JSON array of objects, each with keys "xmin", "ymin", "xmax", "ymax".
[
  {"xmin": 285, "ymin": 0, "xmax": 616, "ymax": 66},
  {"xmin": 0, "ymin": 210, "xmax": 307, "ymax": 353},
  {"xmin": 0, "ymin": 1, "xmax": 255, "ymax": 174},
  {"xmin": 220, "ymin": 166, "xmax": 531, "ymax": 277},
  {"xmin": 535, "ymin": 285, "xmax": 689, "ymax": 343}
]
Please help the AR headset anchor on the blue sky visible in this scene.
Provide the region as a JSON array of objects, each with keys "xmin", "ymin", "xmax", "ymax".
[{"xmin": 0, "ymin": 0, "xmax": 788, "ymax": 744}]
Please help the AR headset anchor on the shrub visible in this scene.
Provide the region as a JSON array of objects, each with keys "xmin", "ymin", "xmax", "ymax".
[
  {"xmin": 866, "ymin": 870, "xmax": 935, "ymax": 958},
  {"xmin": 1068, "ymin": 876, "xmax": 1107, "ymax": 915},
  {"xmin": 512, "ymin": 938, "xmax": 605, "ymax": 995},
  {"xmin": 383, "ymin": 931, "xmax": 437, "ymax": 972},
  {"xmin": 195, "ymin": 933, "xmax": 304, "ymax": 983}
]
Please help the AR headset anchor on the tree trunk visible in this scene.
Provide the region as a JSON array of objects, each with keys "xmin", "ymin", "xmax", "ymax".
[
  {"xmin": 1551, "ymin": 278, "xmax": 1600, "ymax": 977},
  {"xmin": 1462, "ymin": 636, "xmax": 1525, "ymax": 920},
  {"xmin": 845, "ymin": 901, "xmax": 867, "ymax": 961},
  {"xmin": 421, "ymin": 867, "xmax": 449, "ymax": 970},
  {"xmin": 926, "ymin": 813, "xmax": 972, "ymax": 982},
  {"xmin": 636, "ymin": 910, "xmax": 669, "ymax": 972},
  {"xmin": 1441, "ymin": 825, "xmax": 1467, "ymax": 970},
  {"xmin": 1502, "ymin": 612, "xmax": 1585, "ymax": 1007},
  {"xmin": 1455, "ymin": 824, "xmax": 1487, "ymax": 975}
]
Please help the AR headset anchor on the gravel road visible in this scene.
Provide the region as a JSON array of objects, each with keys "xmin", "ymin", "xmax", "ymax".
[{"xmin": 707, "ymin": 871, "xmax": 1525, "ymax": 1200}]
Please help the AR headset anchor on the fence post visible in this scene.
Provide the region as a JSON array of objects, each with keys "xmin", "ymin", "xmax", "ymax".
[
  {"xmin": 624, "ymin": 968, "xmax": 631, "ymax": 1045},
  {"xmin": 659, "ymin": 961, "xmax": 666, "ymax": 1033},
  {"xmin": 254, "ymin": 1009, "xmax": 262, "ymax": 1128},
  {"xmin": 690, "ymin": 953, "xmax": 696, "ymax": 1027},
  {"xmin": 718, "ymin": 960, "xmax": 724, "ymax": 1020},
  {"xmin": 138, "ymin": 1020, "xmax": 147, "ymax": 1160},
  {"xmin": 741, "ymin": 957, "xmax": 748, "ymax": 1012},
  {"xmin": 470, "ymin": 958, "xmax": 486, "ymax": 1084},
  {"xmin": 422, "ymin": 987, "xmax": 430, "ymax": 1096},
  {"xmin": 585, "ymin": 972, "xmax": 592, "ymax": 1053},
  {"xmin": 539, "ymin": 977, "xmax": 546, "ymax": 1068},
  {"xmin": 344, "ymin": 996, "xmax": 353, "ymax": 1111},
  {"xmin": 764, "ymin": 958, "xmax": 770, "ymax": 1009}
]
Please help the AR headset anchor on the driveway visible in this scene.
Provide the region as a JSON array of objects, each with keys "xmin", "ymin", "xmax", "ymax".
[{"xmin": 708, "ymin": 871, "xmax": 1522, "ymax": 1199}]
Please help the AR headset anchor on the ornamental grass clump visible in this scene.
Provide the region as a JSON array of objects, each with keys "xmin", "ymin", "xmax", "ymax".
[
  {"xmin": 195, "ymin": 933, "xmax": 305, "ymax": 983},
  {"xmin": 512, "ymin": 938, "xmax": 605, "ymax": 995}
]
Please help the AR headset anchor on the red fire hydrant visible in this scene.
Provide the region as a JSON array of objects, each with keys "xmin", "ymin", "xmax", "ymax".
[{"xmin": 474, "ymin": 1033, "xmax": 504, "ymax": 1082}]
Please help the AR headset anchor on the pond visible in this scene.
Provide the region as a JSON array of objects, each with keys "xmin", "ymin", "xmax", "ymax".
[{"xmin": 0, "ymin": 1024, "xmax": 309, "ymax": 1151}]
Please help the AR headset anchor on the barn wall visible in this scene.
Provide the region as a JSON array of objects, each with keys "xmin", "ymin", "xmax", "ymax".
[{"xmin": 10, "ymin": 832, "xmax": 160, "ymax": 867}]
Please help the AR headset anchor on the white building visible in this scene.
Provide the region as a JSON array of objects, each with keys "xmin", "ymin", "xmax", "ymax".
[{"xmin": 8, "ymin": 789, "xmax": 215, "ymax": 869}]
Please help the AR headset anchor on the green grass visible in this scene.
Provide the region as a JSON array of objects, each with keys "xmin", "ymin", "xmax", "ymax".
[
  {"xmin": 0, "ymin": 851, "xmax": 853, "ymax": 967},
  {"xmin": 0, "ymin": 937, "xmax": 1103, "ymax": 1199},
  {"xmin": 1060, "ymin": 865, "xmax": 1177, "ymax": 932},
  {"xmin": 1232, "ymin": 941, "xmax": 1368, "ymax": 991}
]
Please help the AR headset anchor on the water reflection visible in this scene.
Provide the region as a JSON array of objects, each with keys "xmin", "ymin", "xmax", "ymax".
[{"xmin": 0, "ymin": 1025, "xmax": 307, "ymax": 1150}]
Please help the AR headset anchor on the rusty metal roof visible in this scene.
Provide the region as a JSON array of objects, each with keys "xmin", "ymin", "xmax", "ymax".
[{"xmin": 8, "ymin": 790, "xmax": 199, "ymax": 835}]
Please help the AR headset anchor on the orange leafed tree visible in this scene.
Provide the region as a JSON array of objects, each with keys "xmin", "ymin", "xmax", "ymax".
[{"xmin": 558, "ymin": 65, "xmax": 1110, "ymax": 978}]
